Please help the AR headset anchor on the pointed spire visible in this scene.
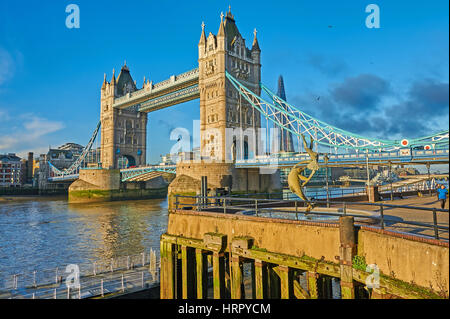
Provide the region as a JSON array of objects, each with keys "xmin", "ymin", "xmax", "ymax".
[
  {"xmin": 218, "ymin": 12, "xmax": 225, "ymax": 37},
  {"xmin": 199, "ymin": 21, "xmax": 206, "ymax": 44},
  {"xmin": 102, "ymin": 73, "xmax": 107, "ymax": 88},
  {"xmin": 252, "ymin": 28, "xmax": 260, "ymax": 51},
  {"xmin": 226, "ymin": 5, "xmax": 234, "ymax": 20},
  {"xmin": 121, "ymin": 60, "xmax": 129, "ymax": 72},
  {"xmin": 111, "ymin": 68, "xmax": 116, "ymax": 84}
]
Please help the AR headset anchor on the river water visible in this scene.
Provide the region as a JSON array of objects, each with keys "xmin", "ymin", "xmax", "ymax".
[{"xmin": 0, "ymin": 197, "xmax": 169, "ymax": 284}]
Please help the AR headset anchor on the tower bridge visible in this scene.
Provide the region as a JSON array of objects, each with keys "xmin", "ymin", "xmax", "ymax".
[{"xmin": 40, "ymin": 8, "xmax": 448, "ymax": 202}]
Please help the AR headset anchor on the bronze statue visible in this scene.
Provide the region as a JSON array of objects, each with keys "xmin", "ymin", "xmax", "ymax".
[{"xmin": 287, "ymin": 134, "xmax": 320, "ymax": 212}]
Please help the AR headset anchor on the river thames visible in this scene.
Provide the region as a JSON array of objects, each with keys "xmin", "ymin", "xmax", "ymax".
[{"xmin": 0, "ymin": 197, "xmax": 168, "ymax": 285}]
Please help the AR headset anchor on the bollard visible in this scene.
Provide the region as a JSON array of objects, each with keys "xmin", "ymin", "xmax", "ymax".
[
  {"xmin": 255, "ymin": 199, "xmax": 258, "ymax": 216},
  {"xmin": 54, "ymin": 288, "xmax": 57, "ymax": 299},
  {"xmin": 32, "ymin": 293, "xmax": 35, "ymax": 299},
  {"xmin": 127, "ymin": 256, "xmax": 130, "ymax": 270},
  {"xmin": 379, "ymin": 204, "xmax": 385, "ymax": 230},
  {"xmin": 101, "ymin": 279, "xmax": 104, "ymax": 297},
  {"xmin": 142, "ymin": 272, "xmax": 145, "ymax": 288},
  {"xmin": 121, "ymin": 274, "xmax": 125, "ymax": 292},
  {"xmin": 142, "ymin": 252, "xmax": 145, "ymax": 267},
  {"xmin": 55, "ymin": 267, "xmax": 59, "ymax": 284},
  {"xmin": 67, "ymin": 287, "xmax": 70, "ymax": 299},
  {"xmin": 33, "ymin": 270, "xmax": 37, "ymax": 288},
  {"xmin": 433, "ymin": 208, "xmax": 439, "ymax": 240},
  {"xmin": 79, "ymin": 285, "xmax": 81, "ymax": 299},
  {"xmin": 93, "ymin": 262, "xmax": 96, "ymax": 276}
]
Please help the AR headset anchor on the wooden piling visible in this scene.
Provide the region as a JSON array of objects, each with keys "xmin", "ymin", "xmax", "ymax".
[
  {"xmin": 181, "ymin": 246, "xmax": 196, "ymax": 299},
  {"xmin": 195, "ymin": 249, "xmax": 208, "ymax": 299},
  {"xmin": 339, "ymin": 216, "xmax": 356, "ymax": 299},
  {"xmin": 254, "ymin": 260, "xmax": 268, "ymax": 299}
]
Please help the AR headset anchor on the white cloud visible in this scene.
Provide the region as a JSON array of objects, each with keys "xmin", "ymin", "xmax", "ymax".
[
  {"xmin": 0, "ymin": 48, "xmax": 15, "ymax": 85},
  {"xmin": 0, "ymin": 112, "xmax": 65, "ymax": 156}
]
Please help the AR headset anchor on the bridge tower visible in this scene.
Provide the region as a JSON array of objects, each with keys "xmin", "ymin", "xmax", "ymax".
[
  {"xmin": 100, "ymin": 63, "xmax": 147, "ymax": 169},
  {"xmin": 198, "ymin": 8, "xmax": 262, "ymax": 161}
]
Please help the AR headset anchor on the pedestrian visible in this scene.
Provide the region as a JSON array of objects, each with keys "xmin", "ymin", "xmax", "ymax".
[
  {"xmin": 436, "ymin": 184, "xmax": 441, "ymax": 200},
  {"xmin": 436, "ymin": 185, "xmax": 448, "ymax": 209}
]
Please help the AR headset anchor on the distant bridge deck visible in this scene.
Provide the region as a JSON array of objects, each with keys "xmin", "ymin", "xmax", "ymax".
[
  {"xmin": 236, "ymin": 149, "xmax": 449, "ymax": 168},
  {"xmin": 47, "ymin": 148, "xmax": 448, "ymax": 182}
]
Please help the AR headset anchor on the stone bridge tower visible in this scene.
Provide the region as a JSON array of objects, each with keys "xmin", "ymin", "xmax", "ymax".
[
  {"xmin": 100, "ymin": 63, "xmax": 147, "ymax": 169},
  {"xmin": 198, "ymin": 8, "xmax": 261, "ymax": 162}
]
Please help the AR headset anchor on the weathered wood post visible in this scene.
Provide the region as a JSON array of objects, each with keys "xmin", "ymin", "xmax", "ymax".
[
  {"xmin": 268, "ymin": 265, "xmax": 281, "ymax": 298},
  {"xmin": 160, "ymin": 239, "xmax": 175, "ymax": 299},
  {"xmin": 204, "ymin": 233, "xmax": 227, "ymax": 299},
  {"xmin": 339, "ymin": 216, "xmax": 356, "ymax": 299},
  {"xmin": 230, "ymin": 237, "xmax": 253, "ymax": 299},
  {"xmin": 231, "ymin": 255, "xmax": 244, "ymax": 299},
  {"xmin": 181, "ymin": 246, "xmax": 196, "ymax": 299},
  {"xmin": 254, "ymin": 259, "xmax": 268, "ymax": 299},
  {"xmin": 277, "ymin": 266, "xmax": 294, "ymax": 299},
  {"xmin": 306, "ymin": 272, "xmax": 319, "ymax": 299},
  {"xmin": 195, "ymin": 249, "xmax": 208, "ymax": 299}
]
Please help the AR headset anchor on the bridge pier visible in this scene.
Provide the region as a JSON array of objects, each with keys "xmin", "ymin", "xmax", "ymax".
[
  {"xmin": 167, "ymin": 161, "xmax": 281, "ymax": 210},
  {"xmin": 68, "ymin": 168, "xmax": 168, "ymax": 203}
]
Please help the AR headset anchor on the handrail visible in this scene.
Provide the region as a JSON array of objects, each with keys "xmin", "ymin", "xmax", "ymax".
[{"xmin": 174, "ymin": 194, "xmax": 449, "ymax": 241}]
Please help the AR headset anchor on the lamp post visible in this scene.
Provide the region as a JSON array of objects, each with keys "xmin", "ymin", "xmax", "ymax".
[
  {"xmin": 388, "ymin": 161, "xmax": 393, "ymax": 201},
  {"xmin": 324, "ymin": 154, "xmax": 330, "ymax": 208}
]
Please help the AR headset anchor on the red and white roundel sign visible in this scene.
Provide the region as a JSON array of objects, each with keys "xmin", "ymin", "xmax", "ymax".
[
  {"xmin": 424, "ymin": 145, "xmax": 431, "ymax": 150},
  {"xmin": 400, "ymin": 139, "xmax": 409, "ymax": 147}
]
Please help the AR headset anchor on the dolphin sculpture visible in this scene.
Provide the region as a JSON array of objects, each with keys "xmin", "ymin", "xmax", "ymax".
[{"xmin": 287, "ymin": 134, "xmax": 320, "ymax": 212}]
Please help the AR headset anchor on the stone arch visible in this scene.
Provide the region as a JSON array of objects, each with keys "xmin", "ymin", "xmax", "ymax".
[{"xmin": 118, "ymin": 154, "xmax": 136, "ymax": 168}]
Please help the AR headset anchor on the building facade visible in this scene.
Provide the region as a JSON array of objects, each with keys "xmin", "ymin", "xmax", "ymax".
[{"xmin": 0, "ymin": 153, "xmax": 22, "ymax": 187}]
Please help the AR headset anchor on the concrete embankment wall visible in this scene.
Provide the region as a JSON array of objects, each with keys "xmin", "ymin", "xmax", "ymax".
[
  {"xmin": 167, "ymin": 210, "xmax": 449, "ymax": 294},
  {"xmin": 167, "ymin": 210, "xmax": 340, "ymax": 264},
  {"xmin": 358, "ymin": 228, "xmax": 449, "ymax": 292}
]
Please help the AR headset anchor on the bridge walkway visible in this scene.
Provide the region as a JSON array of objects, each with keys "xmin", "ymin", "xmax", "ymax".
[{"xmin": 332, "ymin": 195, "xmax": 449, "ymax": 240}]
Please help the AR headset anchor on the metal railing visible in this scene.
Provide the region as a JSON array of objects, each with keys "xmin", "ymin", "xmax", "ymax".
[
  {"xmin": 174, "ymin": 195, "xmax": 449, "ymax": 241},
  {"xmin": 1, "ymin": 249, "xmax": 160, "ymax": 299}
]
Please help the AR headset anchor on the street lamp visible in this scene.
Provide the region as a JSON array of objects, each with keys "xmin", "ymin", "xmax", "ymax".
[{"xmin": 324, "ymin": 154, "xmax": 330, "ymax": 208}]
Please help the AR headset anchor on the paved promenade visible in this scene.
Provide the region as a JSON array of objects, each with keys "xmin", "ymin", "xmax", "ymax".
[{"xmin": 340, "ymin": 195, "xmax": 449, "ymax": 240}]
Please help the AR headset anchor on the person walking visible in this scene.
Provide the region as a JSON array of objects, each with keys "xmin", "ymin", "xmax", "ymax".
[
  {"xmin": 437, "ymin": 184, "xmax": 448, "ymax": 209},
  {"xmin": 435, "ymin": 183, "xmax": 441, "ymax": 200}
]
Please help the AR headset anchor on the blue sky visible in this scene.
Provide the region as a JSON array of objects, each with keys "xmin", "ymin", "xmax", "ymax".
[{"xmin": 0, "ymin": 0, "xmax": 448, "ymax": 163}]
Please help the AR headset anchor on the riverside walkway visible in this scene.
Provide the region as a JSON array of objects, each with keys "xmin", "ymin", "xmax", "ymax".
[{"xmin": 338, "ymin": 195, "xmax": 449, "ymax": 240}]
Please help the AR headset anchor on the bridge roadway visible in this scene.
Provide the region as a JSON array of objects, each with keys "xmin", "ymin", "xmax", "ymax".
[
  {"xmin": 47, "ymin": 148, "xmax": 448, "ymax": 182},
  {"xmin": 112, "ymin": 68, "xmax": 199, "ymax": 112},
  {"xmin": 236, "ymin": 148, "xmax": 449, "ymax": 168}
]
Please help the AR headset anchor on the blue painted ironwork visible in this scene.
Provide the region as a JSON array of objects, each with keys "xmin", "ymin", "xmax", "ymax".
[
  {"xmin": 225, "ymin": 71, "xmax": 449, "ymax": 152},
  {"xmin": 48, "ymin": 121, "xmax": 101, "ymax": 179}
]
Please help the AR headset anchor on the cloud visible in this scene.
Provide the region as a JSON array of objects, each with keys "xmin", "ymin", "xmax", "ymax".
[
  {"xmin": 330, "ymin": 74, "xmax": 391, "ymax": 110},
  {"xmin": 0, "ymin": 111, "xmax": 65, "ymax": 155},
  {"xmin": 0, "ymin": 48, "xmax": 15, "ymax": 85},
  {"xmin": 290, "ymin": 74, "xmax": 448, "ymax": 140},
  {"xmin": 306, "ymin": 54, "xmax": 348, "ymax": 77}
]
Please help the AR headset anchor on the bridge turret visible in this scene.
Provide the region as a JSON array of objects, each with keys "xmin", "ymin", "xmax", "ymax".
[
  {"xmin": 100, "ymin": 63, "xmax": 147, "ymax": 169},
  {"xmin": 198, "ymin": 22, "xmax": 206, "ymax": 58},
  {"xmin": 198, "ymin": 8, "xmax": 261, "ymax": 162}
]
